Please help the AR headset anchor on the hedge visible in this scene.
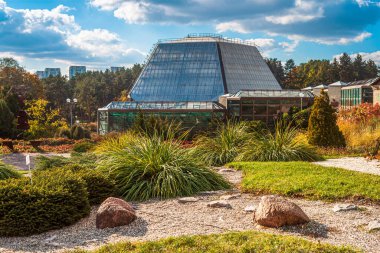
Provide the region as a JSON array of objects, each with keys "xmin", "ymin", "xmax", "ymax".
[{"xmin": 0, "ymin": 169, "xmax": 90, "ymax": 236}]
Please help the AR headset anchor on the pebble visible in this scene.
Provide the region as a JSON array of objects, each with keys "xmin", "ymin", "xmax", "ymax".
[
  {"xmin": 220, "ymin": 193, "xmax": 241, "ymax": 200},
  {"xmin": 207, "ymin": 200, "xmax": 232, "ymax": 209},
  {"xmin": 244, "ymin": 205, "xmax": 256, "ymax": 213},
  {"xmin": 178, "ymin": 197, "xmax": 199, "ymax": 203},
  {"xmin": 332, "ymin": 204, "xmax": 358, "ymax": 212},
  {"xmin": 368, "ymin": 220, "xmax": 380, "ymax": 232}
]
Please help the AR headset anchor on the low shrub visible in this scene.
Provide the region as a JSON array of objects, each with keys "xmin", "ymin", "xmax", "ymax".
[
  {"xmin": 191, "ymin": 121, "xmax": 251, "ymax": 166},
  {"xmin": 97, "ymin": 132, "xmax": 230, "ymax": 201},
  {"xmin": 71, "ymin": 125, "xmax": 85, "ymax": 140},
  {"xmin": 57, "ymin": 127, "xmax": 71, "ymax": 139},
  {"xmin": 0, "ymin": 161, "xmax": 21, "ymax": 180},
  {"xmin": 0, "ymin": 169, "xmax": 90, "ymax": 236},
  {"xmin": 72, "ymin": 141, "xmax": 95, "ymax": 153},
  {"xmin": 237, "ymin": 121, "xmax": 321, "ymax": 162},
  {"xmin": 34, "ymin": 153, "xmax": 97, "ymax": 171}
]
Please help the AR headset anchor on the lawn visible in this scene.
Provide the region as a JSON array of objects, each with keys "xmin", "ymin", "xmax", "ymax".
[
  {"xmin": 228, "ymin": 162, "xmax": 380, "ymax": 203},
  {"xmin": 70, "ymin": 231, "xmax": 359, "ymax": 253}
]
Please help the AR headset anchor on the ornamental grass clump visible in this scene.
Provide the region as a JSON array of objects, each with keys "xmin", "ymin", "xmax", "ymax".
[
  {"xmin": 0, "ymin": 160, "xmax": 21, "ymax": 180},
  {"xmin": 96, "ymin": 131, "xmax": 230, "ymax": 201},
  {"xmin": 237, "ymin": 121, "xmax": 321, "ymax": 162},
  {"xmin": 191, "ymin": 121, "xmax": 251, "ymax": 166}
]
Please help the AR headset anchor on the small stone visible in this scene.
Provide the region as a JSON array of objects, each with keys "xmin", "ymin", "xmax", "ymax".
[
  {"xmin": 96, "ymin": 197, "xmax": 136, "ymax": 229},
  {"xmin": 333, "ymin": 204, "xmax": 358, "ymax": 212},
  {"xmin": 207, "ymin": 200, "xmax": 232, "ymax": 209},
  {"xmin": 219, "ymin": 168, "xmax": 235, "ymax": 173},
  {"xmin": 368, "ymin": 221, "xmax": 380, "ymax": 232},
  {"xmin": 178, "ymin": 197, "xmax": 199, "ymax": 203},
  {"xmin": 220, "ymin": 193, "xmax": 241, "ymax": 200},
  {"xmin": 244, "ymin": 205, "xmax": 256, "ymax": 213},
  {"xmin": 44, "ymin": 235, "xmax": 57, "ymax": 242}
]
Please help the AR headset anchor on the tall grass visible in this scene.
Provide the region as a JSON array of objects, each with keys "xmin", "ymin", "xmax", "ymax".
[
  {"xmin": 0, "ymin": 161, "xmax": 21, "ymax": 180},
  {"xmin": 96, "ymin": 131, "xmax": 230, "ymax": 201},
  {"xmin": 237, "ymin": 121, "xmax": 321, "ymax": 162},
  {"xmin": 191, "ymin": 121, "xmax": 251, "ymax": 166}
]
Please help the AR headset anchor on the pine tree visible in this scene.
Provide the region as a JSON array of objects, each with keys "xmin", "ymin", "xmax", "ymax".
[
  {"xmin": 353, "ymin": 54, "xmax": 365, "ymax": 80},
  {"xmin": 339, "ymin": 53, "xmax": 354, "ymax": 82},
  {"xmin": 307, "ymin": 90, "xmax": 346, "ymax": 147},
  {"xmin": 0, "ymin": 99, "xmax": 16, "ymax": 138}
]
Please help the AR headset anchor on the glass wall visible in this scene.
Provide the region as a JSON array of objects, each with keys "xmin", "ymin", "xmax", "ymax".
[{"xmin": 131, "ymin": 42, "xmax": 225, "ymax": 102}]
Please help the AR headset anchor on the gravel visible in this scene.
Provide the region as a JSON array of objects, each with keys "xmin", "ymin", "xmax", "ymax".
[
  {"xmin": 0, "ymin": 165, "xmax": 379, "ymax": 253},
  {"xmin": 314, "ymin": 157, "xmax": 380, "ymax": 176}
]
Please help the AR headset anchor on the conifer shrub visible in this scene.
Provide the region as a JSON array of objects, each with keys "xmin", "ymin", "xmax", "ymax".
[
  {"xmin": 0, "ymin": 161, "xmax": 21, "ymax": 180},
  {"xmin": 307, "ymin": 90, "xmax": 346, "ymax": 147},
  {"xmin": 71, "ymin": 125, "xmax": 85, "ymax": 140},
  {"xmin": 72, "ymin": 141, "xmax": 95, "ymax": 153},
  {"xmin": 0, "ymin": 169, "xmax": 90, "ymax": 236}
]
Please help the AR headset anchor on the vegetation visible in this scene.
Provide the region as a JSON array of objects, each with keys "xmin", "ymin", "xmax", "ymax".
[
  {"xmin": 0, "ymin": 99, "xmax": 16, "ymax": 138},
  {"xmin": 72, "ymin": 141, "xmax": 95, "ymax": 153},
  {"xmin": 34, "ymin": 153, "xmax": 97, "ymax": 171},
  {"xmin": 237, "ymin": 121, "xmax": 321, "ymax": 162},
  {"xmin": 96, "ymin": 131, "xmax": 230, "ymax": 201},
  {"xmin": 0, "ymin": 169, "xmax": 90, "ymax": 236},
  {"xmin": 338, "ymin": 103, "xmax": 380, "ymax": 157},
  {"xmin": 308, "ymin": 91, "xmax": 346, "ymax": 147},
  {"xmin": 25, "ymin": 99, "xmax": 68, "ymax": 139},
  {"xmin": 71, "ymin": 231, "xmax": 359, "ymax": 253},
  {"xmin": 0, "ymin": 161, "xmax": 21, "ymax": 180},
  {"xmin": 229, "ymin": 162, "xmax": 380, "ymax": 203},
  {"xmin": 266, "ymin": 53, "xmax": 379, "ymax": 89},
  {"xmin": 192, "ymin": 121, "xmax": 250, "ymax": 166}
]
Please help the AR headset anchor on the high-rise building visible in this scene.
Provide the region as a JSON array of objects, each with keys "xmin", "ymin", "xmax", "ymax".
[
  {"xmin": 69, "ymin": 66, "xmax": 86, "ymax": 79},
  {"xmin": 35, "ymin": 68, "xmax": 61, "ymax": 79},
  {"xmin": 110, "ymin": 67, "xmax": 123, "ymax": 73}
]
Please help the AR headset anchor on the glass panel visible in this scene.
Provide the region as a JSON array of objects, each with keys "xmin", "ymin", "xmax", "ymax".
[{"xmin": 131, "ymin": 42, "xmax": 224, "ymax": 102}]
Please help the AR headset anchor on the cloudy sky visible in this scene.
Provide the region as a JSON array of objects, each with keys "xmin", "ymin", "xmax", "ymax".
[{"xmin": 1, "ymin": 0, "xmax": 380, "ymax": 75}]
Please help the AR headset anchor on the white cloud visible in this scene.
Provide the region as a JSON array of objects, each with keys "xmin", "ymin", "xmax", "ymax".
[
  {"xmin": 216, "ymin": 21, "xmax": 250, "ymax": 34},
  {"xmin": 288, "ymin": 31, "xmax": 372, "ymax": 45},
  {"xmin": 114, "ymin": 1, "xmax": 149, "ymax": 24},
  {"xmin": 356, "ymin": 0, "xmax": 380, "ymax": 7},
  {"xmin": 279, "ymin": 40, "xmax": 299, "ymax": 52},
  {"xmin": 0, "ymin": 52, "xmax": 24, "ymax": 63},
  {"xmin": 89, "ymin": 0, "xmax": 124, "ymax": 11},
  {"xmin": 266, "ymin": 0, "xmax": 324, "ymax": 25},
  {"xmin": 338, "ymin": 51, "xmax": 380, "ymax": 65}
]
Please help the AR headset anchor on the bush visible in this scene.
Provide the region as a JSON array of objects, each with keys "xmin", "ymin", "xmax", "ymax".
[
  {"xmin": 34, "ymin": 153, "xmax": 97, "ymax": 171},
  {"xmin": 0, "ymin": 161, "xmax": 21, "ymax": 180},
  {"xmin": 97, "ymin": 132, "xmax": 230, "ymax": 201},
  {"xmin": 237, "ymin": 121, "xmax": 322, "ymax": 162},
  {"xmin": 57, "ymin": 127, "xmax": 71, "ymax": 138},
  {"xmin": 191, "ymin": 121, "xmax": 250, "ymax": 166},
  {"xmin": 72, "ymin": 141, "xmax": 95, "ymax": 153},
  {"xmin": 245, "ymin": 120, "xmax": 267, "ymax": 134},
  {"xmin": 71, "ymin": 125, "xmax": 85, "ymax": 140},
  {"xmin": 0, "ymin": 169, "xmax": 90, "ymax": 236},
  {"xmin": 0, "ymin": 99, "xmax": 16, "ymax": 138},
  {"xmin": 308, "ymin": 91, "xmax": 346, "ymax": 147}
]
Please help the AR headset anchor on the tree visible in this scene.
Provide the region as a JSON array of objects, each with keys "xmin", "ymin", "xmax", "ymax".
[
  {"xmin": 284, "ymin": 59, "xmax": 296, "ymax": 75},
  {"xmin": 265, "ymin": 58, "xmax": 285, "ymax": 85},
  {"xmin": 339, "ymin": 53, "xmax": 354, "ymax": 82},
  {"xmin": 307, "ymin": 90, "xmax": 346, "ymax": 147},
  {"xmin": 365, "ymin": 59, "xmax": 379, "ymax": 78},
  {"xmin": 0, "ymin": 99, "xmax": 16, "ymax": 138},
  {"xmin": 353, "ymin": 54, "xmax": 366, "ymax": 81},
  {"xmin": 25, "ymin": 99, "xmax": 67, "ymax": 139}
]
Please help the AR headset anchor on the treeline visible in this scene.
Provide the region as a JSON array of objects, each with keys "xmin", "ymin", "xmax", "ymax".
[
  {"xmin": 0, "ymin": 57, "xmax": 142, "ymax": 138},
  {"xmin": 265, "ymin": 53, "xmax": 379, "ymax": 89}
]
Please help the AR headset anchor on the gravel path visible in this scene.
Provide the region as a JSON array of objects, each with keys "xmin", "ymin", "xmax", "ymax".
[
  {"xmin": 0, "ymin": 169, "xmax": 379, "ymax": 253},
  {"xmin": 314, "ymin": 157, "xmax": 380, "ymax": 176},
  {"xmin": 0, "ymin": 153, "xmax": 71, "ymax": 171}
]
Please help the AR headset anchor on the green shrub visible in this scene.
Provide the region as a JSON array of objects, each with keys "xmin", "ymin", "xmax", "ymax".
[
  {"xmin": 237, "ymin": 121, "xmax": 322, "ymax": 162},
  {"xmin": 293, "ymin": 108, "xmax": 311, "ymax": 129},
  {"xmin": 0, "ymin": 99, "xmax": 16, "ymax": 138},
  {"xmin": 97, "ymin": 132, "xmax": 230, "ymax": 201},
  {"xmin": 192, "ymin": 121, "xmax": 250, "ymax": 166},
  {"xmin": 245, "ymin": 120, "xmax": 268, "ymax": 134},
  {"xmin": 72, "ymin": 141, "xmax": 95, "ymax": 153},
  {"xmin": 57, "ymin": 127, "xmax": 71, "ymax": 138},
  {"xmin": 0, "ymin": 169, "xmax": 90, "ymax": 236},
  {"xmin": 34, "ymin": 155, "xmax": 69, "ymax": 170},
  {"xmin": 0, "ymin": 161, "xmax": 21, "ymax": 180},
  {"xmin": 71, "ymin": 125, "xmax": 85, "ymax": 140},
  {"xmin": 308, "ymin": 90, "xmax": 346, "ymax": 147}
]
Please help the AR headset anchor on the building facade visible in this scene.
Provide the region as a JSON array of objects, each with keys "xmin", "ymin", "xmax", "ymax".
[
  {"xmin": 35, "ymin": 68, "xmax": 61, "ymax": 79},
  {"xmin": 69, "ymin": 66, "xmax": 86, "ymax": 79},
  {"xmin": 340, "ymin": 77, "xmax": 379, "ymax": 108},
  {"xmin": 98, "ymin": 34, "xmax": 312, "ymax": 134}
]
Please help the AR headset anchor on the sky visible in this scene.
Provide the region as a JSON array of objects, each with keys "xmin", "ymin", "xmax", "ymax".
[{"xmin": 0, "ymin": 0, "xmax": 380, "ymax": 76}]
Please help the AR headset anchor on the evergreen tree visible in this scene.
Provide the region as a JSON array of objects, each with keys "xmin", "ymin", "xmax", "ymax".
[
  {"xmin": 353, "ymin": 54, "xmax": 365, "ymax": 80},
  {"xmin": 339, "ymin": 53, "xmax": 354, "ymax": 82},
  {"xmin": 307, "ymin": 90, "xmax": 346, "ymax": 147},
  {"xmin": 265, "ymin": 58, "xmax": 285, "ymax": 85},
  {"xmin": 365, "ymin": 59, "xmax": 379, "ymax": 78},
  {"xmin": 329, "ymin": 58, "xmax": 340, "ymax": 82},
  {"xmin": 0, "ymin": 99, "xmax": 16, "ymax": 138}
]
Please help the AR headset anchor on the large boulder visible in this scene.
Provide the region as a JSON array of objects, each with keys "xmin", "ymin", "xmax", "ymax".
[
  {"xmin": 96, "ymin": 197, "xmax": 136, "ymax": 229},
  {"xmin": 253, "ymin": 195, "xmax": 310, "ymax": 228}
]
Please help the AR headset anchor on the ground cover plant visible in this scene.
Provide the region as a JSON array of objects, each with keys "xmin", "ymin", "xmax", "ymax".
[
  {"xmin": 0, "ymin": 169, "xmax": 90, "ymax": 236},
  {"xmin": 228, "ymin": 162, "xmax": 380, "ymax": 203},
  {"xmin": 0, "ymin": 160, "xmax": 20, "ymax": 180},
  {"xmin": 192, "ymin": 121, "xmax": 251, "ymax": 166},
  {"xmin": 237, "ymin": 121, "xmax": 321, "ymax": 162},
  {"xmin": 96, "ymin": 131, "xmax": 230, "ymax": 201},
  {"xmin": 71, "ymin": 231, "xmax": 359, "ymax": 253}
]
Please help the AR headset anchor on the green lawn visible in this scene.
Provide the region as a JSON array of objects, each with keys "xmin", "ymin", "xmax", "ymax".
[
  {"xmin": 228, "ymin": 162, "xmax": 380, "ymax": 203},
  {"xmin": 70, "ymin": 231, "xmax": 359, "ymax": 253}
]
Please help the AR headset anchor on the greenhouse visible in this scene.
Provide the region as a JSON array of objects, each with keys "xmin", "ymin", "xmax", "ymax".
[{"xmin": 98, "ymin": 34, "xmax": 310, "ymax": 134}]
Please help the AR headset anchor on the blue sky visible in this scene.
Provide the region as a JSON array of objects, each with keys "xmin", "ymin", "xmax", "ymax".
[{"xmin": 1, "ymin": 0, "xmax": 380, "ymax": 76}]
